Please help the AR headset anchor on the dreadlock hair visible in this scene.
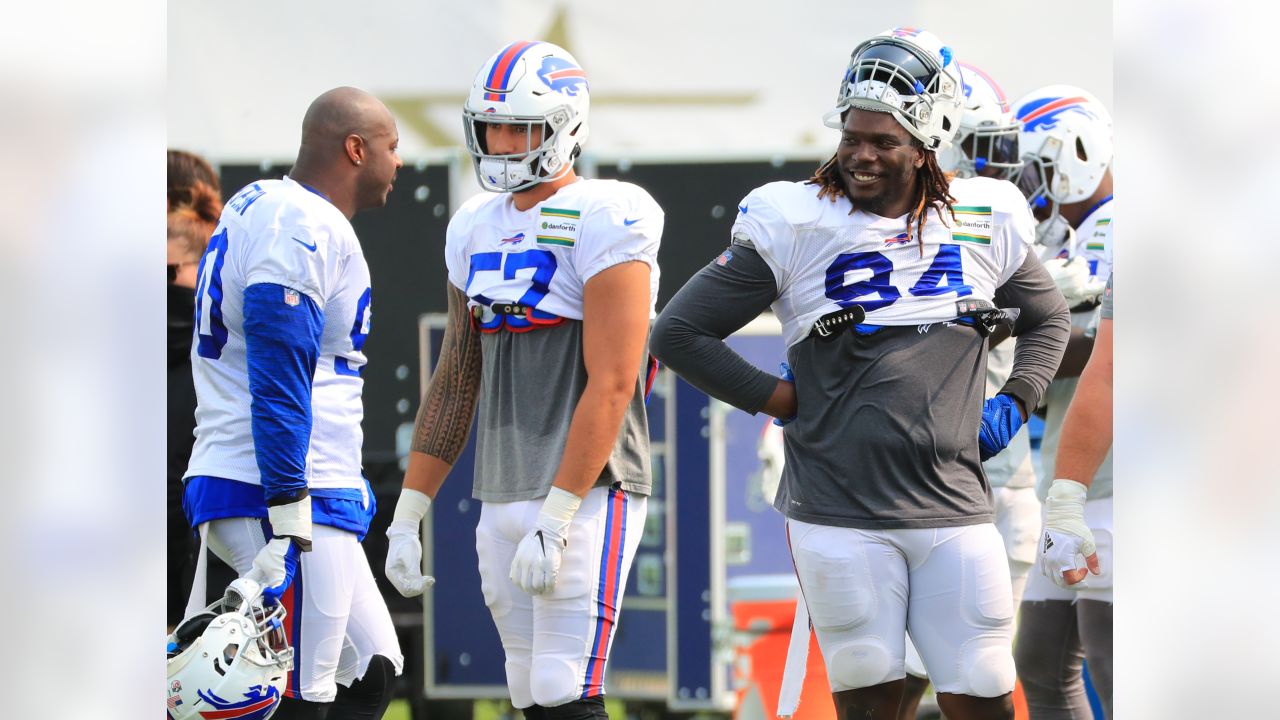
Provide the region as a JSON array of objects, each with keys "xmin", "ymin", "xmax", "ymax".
[{"xmin": 806, "ymin": 138, "xmax": 958, "ymax": 256}]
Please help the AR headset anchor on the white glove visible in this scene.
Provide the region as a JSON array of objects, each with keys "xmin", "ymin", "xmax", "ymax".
[
  {"xmin": 246, "ymin": 495, "xmax": 312, "ymax": 604},
  {"xmin": 510, "ymin": 487, "xmax": 582, "ymax": 595},
  {"xmin": 385, "ymin": 489, "xmax": 436, "ymax": 597},
  {"xmin": 1041, "ymin": 479, "xmax": 1101, "ymax": 588},
  {"xmin": 1042, "ymin": 256, "xmax": 1098, "ymax": 308}
]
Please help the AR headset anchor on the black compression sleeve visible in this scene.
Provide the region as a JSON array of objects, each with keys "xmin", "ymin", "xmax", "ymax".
[
  {"xmin": 993, "ymin": 251, "xmax": 1071, "ymax": 412},
  {"xmin": 650, "ymin": 245, "xmax": 780, "ymax": 414}
]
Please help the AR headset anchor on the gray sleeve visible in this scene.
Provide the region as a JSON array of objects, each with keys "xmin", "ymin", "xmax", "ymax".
[
  {"xmin": 993, "ymin": 251, "xmax": 1071, "ymax": 412},
  {"xmin": 650, "ymin": 245, "xmax": 780, "ymax": 414},
  {"xmin": 1100, "ymin": 272, "xmax": 1114, "ymax": 319}
]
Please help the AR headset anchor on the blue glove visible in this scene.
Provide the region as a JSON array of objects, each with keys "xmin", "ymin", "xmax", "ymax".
[
  {"xmin": 772, "ymin": 362, "xmax": 796, "ymax": 427},
  {"xmin": 978, "ymin": 394, "xmax": 1023, "ymax": 461}
]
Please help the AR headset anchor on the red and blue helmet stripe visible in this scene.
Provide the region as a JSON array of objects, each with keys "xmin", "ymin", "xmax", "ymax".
[
  {"xmin": 1017, "ymin": 96, "xmax": 1095, "ymax": 132},
  {"xmin": 960, "ymin": 63, "xmax": 1009, "ymax": 112},
  {"xmin": 484, "ymin": 40, "xmax": 540, "ymax": 101}
]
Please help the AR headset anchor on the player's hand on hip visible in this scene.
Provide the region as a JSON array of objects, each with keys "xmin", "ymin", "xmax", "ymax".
[
  {"xmin": 978, "ymin": 393, "xmax": 1023, "ymax": 461},
  {"xmin": 770, "ymin": 362, "xmax": 797, "ymax": 427},
  {"xmin": 246, "ymin": 493, "xmax": 312, "ymax": 604},
  {"xmin": 385, "ymin": 489, "xmax": 436, "ymax": 597},
  {"xmin": 509, "ymin": 487, "xmax": 582, "ymax": 595},
  {"xmin": 1041, "ymin": 479, "xmax": 1102, "ymax": 588}
]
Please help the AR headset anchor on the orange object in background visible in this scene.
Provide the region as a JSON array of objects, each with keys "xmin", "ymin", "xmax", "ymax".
[
  {"xmin": 1012, "ymin": 678, "xmax": 1029, "ymax": 720},
  {"xmin": 731, "ymin": 598, "xmax": 834, "ymax": 720}
]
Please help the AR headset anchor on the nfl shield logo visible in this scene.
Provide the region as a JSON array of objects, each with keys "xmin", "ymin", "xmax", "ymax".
[{"xmin": 284, "ymin": 289, "xmax": 300, "ymax": 307}]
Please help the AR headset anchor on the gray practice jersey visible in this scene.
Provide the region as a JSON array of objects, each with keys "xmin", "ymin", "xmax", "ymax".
[
  {"xmin": 444, "ymin": 179, "xmax": 664, "ymax": 503},
  {"xmin": 652, "ymin": 179, "xmax": 1069, "ymax": 529},
  {"xmin": 472, "ymin": 321, "xmax": 653, "ymax": 502}
]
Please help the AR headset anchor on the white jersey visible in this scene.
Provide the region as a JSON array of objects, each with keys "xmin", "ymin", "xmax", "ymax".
[
  {"xmin": 184, "ymin": 177, "xmax": 373, "ymax": 493},
  {"xmin": 445, "ymin": 178, "xmax": 663, "ymax": 319},
  {"xmin": 731, "ymin": 177, "xmax": 1035, "ymax": 348},
  {"xmin": 1036, "ymin": 196, "xmax": 1113, "ymax": 280}
]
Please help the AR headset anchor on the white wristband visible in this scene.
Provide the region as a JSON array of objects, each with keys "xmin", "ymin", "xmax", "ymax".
[
  {"xmin": 267, "ymin": 495, "xmax": 312, "ymax": 548},
  {"xmin": 392, "ymin": 488, "xmax": 432, "ymax": 525},
  {"xmin": 1047, "ymin": 478, "xmax": 1088, "ymax": 506},
  {"xmin": 537, "ymin": 487, "xmax": 583, "ymax": 538}
]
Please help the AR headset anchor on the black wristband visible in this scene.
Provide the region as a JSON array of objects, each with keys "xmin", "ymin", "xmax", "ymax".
[{"xmin": 266, "ymin": 487, "xmax": 310, "ymax": 507}]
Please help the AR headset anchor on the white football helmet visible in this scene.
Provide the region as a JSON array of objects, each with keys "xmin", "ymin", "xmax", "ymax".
[
  {"xmin": 824, "ymin": 27, "xmax": 965, "ymax": 151},
  {"xmin": 937, "ymin": 63, "xmax": 1020, "ymax": 179},
  {"xmin": 166, "ymin": 578, "xmax": 293, "ymax": 720},
  {"xmin": 463, "ymin": 40, "xmax": 590, "ymax": 192},
  {"xmin": 1011, "ymin": 85, "xmax": 1113, "ymax": 241}
]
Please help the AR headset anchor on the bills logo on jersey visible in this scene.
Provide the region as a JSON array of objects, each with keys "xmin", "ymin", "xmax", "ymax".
[
  {"xmin": 500, "ymin": 232, "xmax": 526, "ymax": 245},
  {"xmin": 537, "ymin": 56, "xmax": 588, "ymax": 96},
  {"xmin": 195, "ymin": 684, "xmax": 281, "ymax": 719},
  {"xmin": 884, "ymin": 232, "xmax": 911, "ymax": 246},
  {"xmin": 1016, "ymin": 96, "xmax": 1097, "ymax": 132}
]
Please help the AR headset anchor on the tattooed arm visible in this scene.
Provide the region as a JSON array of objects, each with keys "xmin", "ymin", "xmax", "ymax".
[
  {"xmin": 385, "ymin": 283, "xmax": 483, "ymax": 596},
  {"xmin": 403, "ymin": 282, "xmax": 484, "ymax": 498}
]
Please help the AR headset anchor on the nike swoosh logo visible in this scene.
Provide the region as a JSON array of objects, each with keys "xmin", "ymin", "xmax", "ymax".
[
  {"xmin": 292, "ymin": 236, "xmax": 317, "ymax": 252},
  {"xmin": 623, "ymin": 217, "xmax": 641, "ymax": 226},
  {"xmin": 738, "ymin": 204, "xmax": 748, "ymax": 214}
]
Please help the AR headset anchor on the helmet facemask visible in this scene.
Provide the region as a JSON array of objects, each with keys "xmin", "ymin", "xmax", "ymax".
[
  {"xmin": 952, "ymin": 122, "xmax": 1021, "ymax": 179},
  {"xmin": 824, "ymin": 34, "xmax": 963, "ymax": 151},
  {"xmin": 1013, "ymin": 149, "xmax": 1072, "ymax": 243},
  {"xmin": 166, "ymin": 579, "xmax": 293, "ymax": 720},
  {"xmin": 462, "ymin": 41, "xmax": 590, "ymax": 193}
]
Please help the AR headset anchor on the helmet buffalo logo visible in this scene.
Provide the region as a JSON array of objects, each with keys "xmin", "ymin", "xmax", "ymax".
[
  {"xmin": 195, "ymin": 684, "xmax": 281, "ymax": 719},
  {"xmin": 537, "ymin": 57, "xmax": 588, "ymax": 96},
  {"xmin": 1017, "ymin": 96, "xmax": 1097, "ymax": 132}
]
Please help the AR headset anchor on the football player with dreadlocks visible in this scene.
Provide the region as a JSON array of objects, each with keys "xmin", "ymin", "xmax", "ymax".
[
  {"xmin": 652, "ymin": 28, "xmax": 1069, "ymax": 720},
  {"xmin": 896, "ymin": 60, "xmax": 1043, "ymax": 720}
]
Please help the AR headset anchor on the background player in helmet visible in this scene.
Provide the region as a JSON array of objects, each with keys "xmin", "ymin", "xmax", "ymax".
[
  {"xmin": 180, "ymin": 87, "xmax": 404, "ymax": 719},
  {"xmin": 1009, "ymin": 85, "xmax": 1114, "ymax": 720},
  {"xmin": 651, "ymin": 28, "xmax": 1069, "ymax": 720},
  {"xmin": 898, "ymin": 61, "xmax": 1043, "ymax": 720},
  {"xmin": 384, "ymin": 41, "xmax": 663, "ymax": 720}
]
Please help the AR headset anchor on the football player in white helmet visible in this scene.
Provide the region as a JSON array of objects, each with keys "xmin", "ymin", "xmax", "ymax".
[
  {"xmin": 652, "ymin": 28, "xmax": 1069, "ymax": 720},
  {"xmin": 937, "ymin": 62, "xmax": 1021, "ymax": 180},
  {"xmin": 384, "ymin": 41, "xmax": 663, "ymax": 720},
  {"xmin": 167, "ymin": 579, "xmax": 292, "ymax": 720},
  {"xmin": 180, "ymin": 87, "xmax": 404, "ymax": 719},
  {"xmin": 1010, "ymin": 85, "xmax": 1115, "ymax": 720},
  {"xmin": 898, "ymin": 61, "xmax": 1042, "ymax": 720}
]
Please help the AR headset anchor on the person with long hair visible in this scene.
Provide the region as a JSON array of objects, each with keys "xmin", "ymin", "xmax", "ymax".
[{"xmin": 651, "ymin": 28, "xmax": 1070, "ymax": 720}]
